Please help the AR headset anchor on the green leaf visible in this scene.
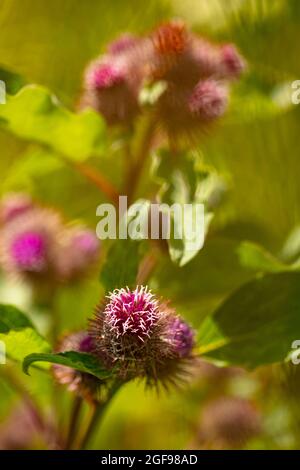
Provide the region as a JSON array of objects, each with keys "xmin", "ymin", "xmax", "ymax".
[
  {"xmin": 23, "ymin": 351, "xmax": 113, "ymax": 380},
  {"xmin": 0, "ymin": 304, "xmax": 50, "ymax": 363},
  {"xmin": 237, "ymin": 241, "xmax": 287, "ymax": 272},
  {"xmin": 0, "ymin": 85, "xmax": 107, "ymax": 161},
  {"xmin": 139, "ymin": 80, "xmax": 167, "ymax": 107},
  {"xmin": 198, "ymin": 271, "xmax": 300, "ymax": 368},
  {"xmin": 0, "ymin": 66, "xmax": 26, "ymax": 94},
  {"xmin": 153, "ymin": 149, "xmax": 222, "ymax": 266},
  {"xmin": 1, "ymin": 147, "xmax": 63, "ymax": 193}
]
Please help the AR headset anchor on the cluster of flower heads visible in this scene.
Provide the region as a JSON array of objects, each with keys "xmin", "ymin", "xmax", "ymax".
[
  {"xmin": 54, "ymin": 286, "xmax": 195, "ymax": 397},
  {"xmin": 80, "ymin": 20, "xmax": 245, "ymax": 140},
  {"xmin": 0, "ymin": 193, "xmax": 99, "ymax": 284}
]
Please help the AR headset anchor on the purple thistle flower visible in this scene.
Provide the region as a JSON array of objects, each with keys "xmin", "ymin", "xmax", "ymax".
[
  {"xmin": 80, "ymin": 34, "xmax": 148, "ymax": 125},
  {"xmin": 86, "ymin": 63, "xmax": 125, "ymax": 90},
  {"xmin": 53, "ymin": 331, "xmax": 100, "ymax": 403},
  {"xmin": 89, "ymin": 286, "xmax": 195, "ymax": 388},
  {"xmin": 188, "ymin": 80, "xmax": 228, "ymax": 120},
  {"xmin": 11, "ymin": 232, "xmax": 46, "ymax": 272},
  {"xmin": 78, "ymin": 333, "xmax": 94, "ymax": 353},
  {"xmin": 81, "ymin": 58, "xmax": 141, "ymax": 124},
  {"xmin": 72, "ymin": 229, "xmax": 99, "ymax": 256},
  {"xmin": 0, "ymin": 207, "xmax": 63, "ymax": 282},
  {"xmin": 220, "ymin": 44, "xmax": 245, "ymax": 78},
  {"xmin": 167, "ymin": 316, "xmax": 194, "ymax": 358}
]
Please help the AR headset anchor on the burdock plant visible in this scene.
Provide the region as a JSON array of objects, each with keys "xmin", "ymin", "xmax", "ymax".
[
  {"xmin": 48, "ymin": 286, "xmax": 196, "ymax": 448},
  {"xmin": 0, "ymin": 18, "xmax": 254, "ymax": 451}
]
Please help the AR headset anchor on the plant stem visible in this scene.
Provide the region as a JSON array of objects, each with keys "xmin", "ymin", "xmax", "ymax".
[
  {"xmin": 125, "ymin": 117, "xmax": 156, "ymax": 205},
  {"xmin": 79, "ymin": 402, "xmax": 107, "ymax": 450},
  {"xmin": 77, "ymin": 381, "xmax": 123, "ymax": 450},
  {"xmin": 65, "ymin": 396, "xmax": 83, "ymax": 449},
  {"xmin": 58, "ymin": 154, "xmax": 119, "ymax": 205},
  {"xmin": 72, "ymin": 161, "xmax": 120, "ymax": 205}
]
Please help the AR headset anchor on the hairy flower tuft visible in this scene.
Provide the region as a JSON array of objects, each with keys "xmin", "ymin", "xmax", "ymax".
[
  {"xmin": 188, "ymin": 80, "xmax": 228, "ymax": 120},
  {"xmin": 220, "ymin": 44, "xmax": 245, "ymax": 78},
  {"xmin": 167, "ymin": 316, "xmax": 194, "ymax": 358},
  {"xmin": 104, "ymin": 286, "xmax": 159, "ymax": 340},
  {"xmin": 80, "ymin": 33, "xmax": 148, "ymax": 125},
  {"xmin": 153, "ymin": 20, "xmax": 188, "ymax": 56},
  {"xmin": 86, "ymin": 63, "xmax": 125, "ymax": 90},
  {"xmin": 11, "ymin": 232, "xmax": 46, "ymax": 272}
]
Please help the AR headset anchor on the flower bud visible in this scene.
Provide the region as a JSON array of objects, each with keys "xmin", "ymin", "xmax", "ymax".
[
  {"xmin": 167, "ymin": 316, "xmax": 195, "ymax": 358},
  {"xmin": 80, "ymin": 33, "xmax": 149, "ymax": 125},
  {"xmin": 188, "ymin": 80, "xmax": 228, "ymax": 120},
  {"xmin": 85, "ymin": 62, "xmax": 125, "ymax": 90},
  {"xmin": 52, "ymin": 331, "xmax": 100, "ymax": 403},
  {"xmin": 220, "ymin": 44, "xmax": 246, "ymax": 79},
  {"xmin": 56, "ymin": 227, "xmax": 100, "ymax": 282}
]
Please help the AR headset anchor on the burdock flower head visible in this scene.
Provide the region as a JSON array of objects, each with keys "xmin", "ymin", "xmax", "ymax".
[
  {"xmin": 0, "ymin": 207, "xmax": 63, "ymax": 282},
  {"xmin": 198, "ymin": 397, "xmax": 262, "ymax": 449},
  {"xmin": 80, "ymin": 33, "xmax": 147, "ymax": 125},
  {"xmin": 89, "ymin": 286, "xmax": 195, "ymax": 388},
  {"xmin": 52, "ymin": 331, "xmax": 100, "ymax": 403},
  {"xmin": 188, "ymin": 80, "xmax": 228, "ymax": 121},
  {"xmin": 0, "ymin": 194, "xmax": 100, "ymax": 285}
]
